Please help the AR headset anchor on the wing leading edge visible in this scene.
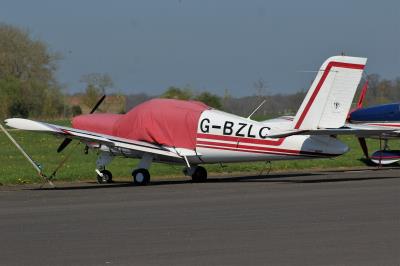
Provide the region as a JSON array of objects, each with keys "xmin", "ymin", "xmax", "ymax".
[{"xmin": 4, "ymin": 118, "xmax": 183, "ymax": 159}]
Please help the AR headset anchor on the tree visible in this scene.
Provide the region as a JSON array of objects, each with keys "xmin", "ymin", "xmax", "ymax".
[
  {"xmin": 0, "ymin": 76, "xmax": 22, "ymax": 118},
  {"xmin": 71, "ymin": 105, "xmax": 82, "ymax": 116},
  {"xmin": 161, "ymin": 86, "xmax": 192, "ymax": 100},
  {"xmin": 160, "ymin": 86, "xmax": 222, "ymax": 109},
  {"xmin": 254, "ymin": 78, "xmax": 268, "ymax": 97},
  {"xmin": 82, "ymin": 84, "xmax": 101, "ymax": 109},
  {"xmin": 0, "ymin": 23, "xmax": 63, "ymax": 119},
  {"xmin": 80, "ymin": 73, "xmax": 114, "ymax": 94},
  {"xmin": 195, "ymin": 92, "xmax": 222, "ymax": 109}
]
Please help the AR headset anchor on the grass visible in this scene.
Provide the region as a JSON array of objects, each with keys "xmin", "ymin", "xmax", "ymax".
[{"xmin": 0, "ymin": 120, "xmax": 398, "ymax": 185}]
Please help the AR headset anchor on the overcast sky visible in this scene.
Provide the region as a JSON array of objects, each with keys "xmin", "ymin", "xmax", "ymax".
[{"xmin": 1, "ymin": 0, "xmax": 399, "ymax": 96}]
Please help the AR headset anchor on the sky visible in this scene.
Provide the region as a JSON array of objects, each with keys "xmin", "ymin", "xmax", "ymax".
[{"xmin": 1, "ymin": 0, "xmax": 399, "ymax": 96}]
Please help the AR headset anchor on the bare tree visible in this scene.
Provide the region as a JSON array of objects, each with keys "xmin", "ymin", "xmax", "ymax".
[
  {"xmin": 80, "ymin": 73, "xmax": 114, "ymax": 94},
  {"xmin": 253, "ymin": 78, "xmax": 268, "ymax": 97},
  {"xmin": 80, "ymin": 73, "xmax": 114, "ymax": 110}
]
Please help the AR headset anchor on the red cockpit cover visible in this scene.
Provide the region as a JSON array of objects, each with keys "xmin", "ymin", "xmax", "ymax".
[
  {"xmin": 113, "ymin": 99, "xmax": 209, "ymax": 149},
  {"xmin": 72, "ymin": 113, "xmax": 123, "ymax": 136}
]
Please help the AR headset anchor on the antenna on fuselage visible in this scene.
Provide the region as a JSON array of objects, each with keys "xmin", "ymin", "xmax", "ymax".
[{"xmin": 247, "ymin": 99, "xmax": 266, "ymax": 120}]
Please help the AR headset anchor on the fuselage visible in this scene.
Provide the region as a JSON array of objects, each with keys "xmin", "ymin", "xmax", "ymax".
[
  {"xmin": 72, "ymin": 106, "xmax": 349, "ymax": 165},
  {"xmin": 194, "ymin": 109, "xmax": 348, "ymax": 163},
  {"xmin": 350, "ymin": 103, "xmax": 400, "ymax": 123},
  {"xmin": 349, "ymin": 103, "xmax": 400, "ymax": 139},
  {"xmin": 348, "ymin": 103, "xmax": 400, "ymax": 165}
]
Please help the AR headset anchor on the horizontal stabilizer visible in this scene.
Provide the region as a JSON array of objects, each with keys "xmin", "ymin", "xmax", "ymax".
[{"xmin": 267, "ymin": 124, "xmax": 397, "ymax": 138}]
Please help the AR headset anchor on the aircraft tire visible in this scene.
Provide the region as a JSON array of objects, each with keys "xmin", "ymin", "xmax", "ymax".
[
  {"xmin": 97, "ymin": 169, "xmax": 113, "ymax": 184},
  {"xmin": 132, "ymin": 168, "xmax": 150, "ymax": 185},
  {"xmin": 191, "ymin": 166, "xmax": 207, "ymax": 182}
]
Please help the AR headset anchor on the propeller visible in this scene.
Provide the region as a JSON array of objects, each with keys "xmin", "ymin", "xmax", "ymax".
[
  {"xmin": 89, "ymin": 94, "xmax": 106, "ymax": 114},
  {"xmin": 57, "ymin": 95, "xmax": 106, "ymax": 153},
  {"xmin": 57, "ymin": 138, "xmax": 72, "ymax": 153}
]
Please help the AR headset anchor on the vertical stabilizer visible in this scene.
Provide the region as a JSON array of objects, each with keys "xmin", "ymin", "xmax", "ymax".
[{"xmin": 292, "ymin": 56, "xmax": 367, "ymax": 129}]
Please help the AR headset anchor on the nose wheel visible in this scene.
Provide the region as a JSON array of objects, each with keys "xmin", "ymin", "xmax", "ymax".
[
  {"xmin": 96, "ymin": 169, "xmax": 113, "ymax": 184},
  {"xmin": 132, "ymin": 168, "xmax": 150, "ymax": 185}
]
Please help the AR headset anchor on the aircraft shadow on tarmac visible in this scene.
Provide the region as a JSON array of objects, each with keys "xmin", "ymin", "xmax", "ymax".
[{"xmin": 30, "ymin": 169, "xmax": 400, "ymax": 191}]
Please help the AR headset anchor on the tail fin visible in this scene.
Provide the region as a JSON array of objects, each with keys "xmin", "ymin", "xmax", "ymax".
[
  {"xmin": 356, "ymin": 79, "xmax": 368, "ymax": 109},
  {"xmin": 292, "ymin": 56, "xmax": 367, "ymax": 130}
]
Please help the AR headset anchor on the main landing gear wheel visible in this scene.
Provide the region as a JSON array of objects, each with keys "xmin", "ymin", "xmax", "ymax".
[
  {"xmin": 132, "ymin": 168, "xmax": 150, "ymax": 186},
  {"xmin": 191, "ymin": 166, "xmax": 207, "ymax": 182},
  {"xmin": 97, "ymin": 169, "xmax": 113, "ymax": 184}
]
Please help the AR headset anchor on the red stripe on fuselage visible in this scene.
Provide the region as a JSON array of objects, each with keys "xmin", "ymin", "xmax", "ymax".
[
  {"xmin": 196, "ymin": 143, "xmax": 335, "ymax": 157},
  {"xmin": 196, "ymin": 139, "xmax": 339, "ymax": 157},
  {"xmin": 197, "ymin": 144, "xmax": 307, "ymax": 157},
  {"xmin": 371, "ymin": 155, "xmax": 400, "ymax": 160},
  {"xmin": 196, "ymin": 133, "xmax": 285, "ymax": 146},
  {"xmin": 294, "ymin": 61, "xmax": 365, "ymax": 129},
  {"xmin": 197, "ymin": 140, "xmax": 298, "ymax": 154},
  {"xmin": 367, "ymin": 123, "xmax": 400, "ymax": 128}
]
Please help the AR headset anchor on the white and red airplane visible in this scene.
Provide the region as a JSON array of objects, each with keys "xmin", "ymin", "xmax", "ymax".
[{"xmin": 5, "ymin": 55, "xmax": 388, "ymax": 185}]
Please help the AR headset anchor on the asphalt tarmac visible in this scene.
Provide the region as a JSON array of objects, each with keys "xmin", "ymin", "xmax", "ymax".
[{"xmin": 0, "ymin": 168, "xmax": 399, "ymax": 266}]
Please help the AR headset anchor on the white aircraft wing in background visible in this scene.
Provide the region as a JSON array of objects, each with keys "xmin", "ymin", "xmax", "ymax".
[{"xmin": 266, "ymin": 124, "xmax": 398, "ymax": 138}]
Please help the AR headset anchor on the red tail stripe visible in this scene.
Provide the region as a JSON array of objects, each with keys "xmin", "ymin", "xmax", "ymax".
[
  {"xmin": 294, "ymin": 61, "xmax": 365, "ymax": 129},
  {"xmin": 357, "ymin": 80, "xmax": 369, "ymax": 109}
]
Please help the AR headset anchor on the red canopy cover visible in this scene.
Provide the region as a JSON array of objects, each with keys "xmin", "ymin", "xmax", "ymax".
[
  {"xmin": 114, "ymin": 99, "xmax": 209, "ymax": 149},
  {"xmin": 72, "ymin": 113, "xmax": 123, "ymax": 136},
  {"xmin": 73, "ymin": 98, "xmax": 209, "ymax": 149}
]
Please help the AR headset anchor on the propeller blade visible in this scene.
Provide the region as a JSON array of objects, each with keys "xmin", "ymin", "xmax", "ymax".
[
  {"xmin": 357, "ymin": 137, "xmax": 369, "ymax": 158},
  {"xmin": 57, "ymin": 95, "xmax": 105, "ymax": 153},
  {"xmin": 57, "ymin": 138, "xmax": 72, "ymax": 153},
  {"xmin": 90, "ymin": 94, "xmax": 106, "ymax": 114}
]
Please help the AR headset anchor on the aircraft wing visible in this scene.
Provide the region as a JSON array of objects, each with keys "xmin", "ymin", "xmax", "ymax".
[
  {"xmin": 267, "ymin": 124, "xmax": 399, "ymax": 138},
  {"xmin": 4, "ymin": 118, "xmax": 183, "ymax": 159}
]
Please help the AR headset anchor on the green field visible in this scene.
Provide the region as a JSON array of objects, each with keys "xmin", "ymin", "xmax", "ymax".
[{"xmin": 0, "ymin": 121, "xmax": 397, "ymax": 185}]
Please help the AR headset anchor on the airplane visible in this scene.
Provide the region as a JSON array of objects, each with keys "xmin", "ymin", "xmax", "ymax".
[
  {"xmin": 349, "ymin": 102, "xmax": 400, "ymax": 165},
  {"xmin": 5, "ymin": 55, "xmax": 390, "ymax": 185}
]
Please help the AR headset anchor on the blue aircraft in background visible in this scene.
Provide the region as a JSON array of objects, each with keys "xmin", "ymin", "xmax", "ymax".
[
  {"xmin": 350, "ymin": 103, "xmax": 400, "ymax": 124},
  {"xmin": 349, "ymin": 91, "xmax": 400, "ymax": 165}
]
